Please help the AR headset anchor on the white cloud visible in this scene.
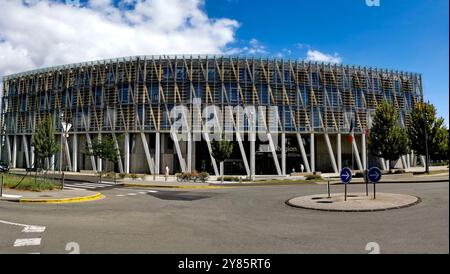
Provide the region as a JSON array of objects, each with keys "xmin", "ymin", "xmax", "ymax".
[
  {"xmin": 306, "ymin": 49, "xmax": 342, "ymax": 64},
  {"xmin": 0, "ymin": 0, "xmax": 240, "ymax": 77},
  {"xmin": 225, "ymin": 38, "xmax": 268, "ymax": 56}
]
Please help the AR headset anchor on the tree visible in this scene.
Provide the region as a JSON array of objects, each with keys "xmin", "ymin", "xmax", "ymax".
[
  {"xmin": 31, "ymin": 114, "xmax": 60, "ymax": 181},
  {"xmin": 408, "ymin": 102, "xmax": 449, "ymax": 173},
  {"xmin": 211, "ymin": 135, "xmax": 234, "ymax": 183},
  {"xmin": 86, "ymin": 135, "xmax": 118, "ymax": 183},
  {"xmin": 368, "ymin": 101, "xmax": 410, "ymax": 172}
]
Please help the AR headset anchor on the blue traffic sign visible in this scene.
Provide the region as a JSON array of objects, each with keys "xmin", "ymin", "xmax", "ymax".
[
  {"xmin": 340, "ymin": 167, "xmax": 353, "ymax": 184},
  {"xmin": 368, "ymin": 167, "xmax": 382, "ymax": 183}
]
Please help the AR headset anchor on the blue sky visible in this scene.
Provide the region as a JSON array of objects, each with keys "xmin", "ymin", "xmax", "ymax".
[{"xmin": 206, "ymin": 0, "xmax": 449, "ymax": 121}]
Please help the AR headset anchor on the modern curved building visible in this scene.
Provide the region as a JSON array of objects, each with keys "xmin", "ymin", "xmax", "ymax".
[{"xmin": 1, "ymin": 55, "xmax": 423, "ymax": 176}]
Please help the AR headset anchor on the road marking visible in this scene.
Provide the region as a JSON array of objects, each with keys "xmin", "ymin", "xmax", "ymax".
[
  {"xmin": 116, "ymin": 194, "xmax": 126, "ymax": 197},
  {"xmin": 22, "ymin": 226, "xmax": 46, "ymax": 233},
  {"xmin": 138, "ymin": 192, "xmax": 147, "ymax": 194},
  {"xmin": 127, "ymin": 193, "xmax": 138, "ymax": 196},
  {"xmin": 0, "ymin": 220, "xmax": 45, "ymax": 229},
  {"xmin": 14, "ymin": 238, "xmax": 41, "ymax": 247},
  {"xmin": 147, "ymin": 190, "xmax": 158, "ymax": 193}
]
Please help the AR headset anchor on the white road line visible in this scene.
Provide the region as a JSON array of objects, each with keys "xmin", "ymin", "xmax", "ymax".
[
  {"xmin": 28, "ymin": 252, "xmax": 41, "ymax": 254},
  {"xmin": 0, "ymin": 220, "xmax": 45, "ymax": 229},
  {"xmin": 14, "ymin": 238, "xmax": 41, "ymax": 247},
  {"xmin": 127, "ymin": 193, "xmax": 138, "ymax": 196},
  {"xmin": 116, "ymin": 195, "xmax": 125, "ymax": 197},
  {"xmin": 22, "ymin": 226, "xmax": 46, "ymax": 233},
  {"xmin": 147, "ymin": 191, "xmax": 158, "ymax": 193},
  {"xmin": 138, "ymin": 192, "xmax": 147, "ymax": 194}
]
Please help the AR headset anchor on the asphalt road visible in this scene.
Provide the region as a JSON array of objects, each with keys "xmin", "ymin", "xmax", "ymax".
[{"xmin": 0, "ymin": 181, "xmax": 448, "ymax": 254}]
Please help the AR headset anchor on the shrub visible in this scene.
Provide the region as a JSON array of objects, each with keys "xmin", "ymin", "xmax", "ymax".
[
  {"xmin": 118, "ymin": 173, "xmax": 126, "ymax": 179},
  {"xmin": 176, "ymin": 172, "xmax": 209, "ymax": 183},
  {"xmin": 305, "ymin": 174, "xmax": 322, "ymax": 180},
  {"xmin": 130, "ymin": 173, "xmax": 138, "ymax": 179}
]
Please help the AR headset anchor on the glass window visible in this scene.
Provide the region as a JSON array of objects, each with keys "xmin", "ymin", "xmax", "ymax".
[
  {"xmin": 228, "ymin": 83, "xmax": 238, "ymax": 104},
  {"xmin": 94, "ymin": 87, "xmax": 102, "ymax": 107},
  {"xmin": 259, "ymin": 84, "xmax": 269, "ymax": 105},
  {"xmin": 311, "ymin": 72, "xmax": 320, "ymax": 86},
  {"xmin": 120, "ymin": 86, "xmax": 129, "ymax": 104},
  {"xmin": 21, "ymin": 97, "xmax": 27, "ymax": 112}
]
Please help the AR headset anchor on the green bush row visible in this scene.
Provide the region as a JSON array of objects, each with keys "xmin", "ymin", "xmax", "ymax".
[{"xmin": 176, "ymin": 172, "xmax": 209, "ymax": 183}]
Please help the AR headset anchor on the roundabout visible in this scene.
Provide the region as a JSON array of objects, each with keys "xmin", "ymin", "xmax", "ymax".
[{"xmin": 286, "ymin": 193, "xmax": 421, "ymax": 212}]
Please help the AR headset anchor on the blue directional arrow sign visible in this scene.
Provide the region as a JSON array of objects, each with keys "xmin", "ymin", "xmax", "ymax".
[
  {"xmin": 368, "ymin": 167, "xmax": 382, "ymax": 183},
  {"xmin": 340, "ymin": 167, "xmax": 353, "ymax": 184}
]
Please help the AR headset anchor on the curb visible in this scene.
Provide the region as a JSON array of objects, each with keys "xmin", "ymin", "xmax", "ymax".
[
  {"xmin": 124, "ymin": 183, "xmax": 226, "ymax": 189},
  {"xmin": 328, "ymin": 179, "xmax": 448, "ymax": 185},
  {"xmin": 285, "ymin": 196, "xmax": 422, "ymax": 212},
  {"xmin": 19, "ymin": 192, "xmax": 104, "ymax": 204}
]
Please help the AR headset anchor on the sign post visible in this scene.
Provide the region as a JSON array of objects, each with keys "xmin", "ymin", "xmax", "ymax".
[
  {"xmin": 340, "ymin": 167, "xmax": 353, "ymax": 201},
  {"xmin": 368, "ymin": 167, "xmax": 382, "ymax": 199},
  {"xmin": 0, "ymin": 174, "xmax": 3, "ymax": 197}
]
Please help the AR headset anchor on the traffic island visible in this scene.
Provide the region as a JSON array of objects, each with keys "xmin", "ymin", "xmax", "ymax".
[
  {"xmin": 286, "ymin": 193, "xmax": 421, "ymax": 212},
  {"xmin": 0, "ymin": 188, "xmax": 104, "ymax": 204}
]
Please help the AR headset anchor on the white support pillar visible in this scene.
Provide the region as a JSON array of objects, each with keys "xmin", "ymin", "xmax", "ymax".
[
  {"xmin": 50, "ymin": 154, "xmax": 55, "ymax": 171},
  {"xmin": 170, "ymin": 131, "xmax": 186, "ymax": 173},
  {"xmin": 30, "ymin": 142, "xmax": 35, "ymax": 169},
  {"xmin": 380, "ymin": 157, "xmax": 387, "ymax": 170},
  {"xmin": 124, "ymin": 133, "xmax": 130, "ymax": 174},
  {"xmin": 11, "ymin": 135, "xmax": 17, "ymax": 168},
  {"xmin": 400, "ymin": 155, "xmax": 407, "ymax": 169},
  {"xmin": 202, "ymin": 132, "xmax": 219, "ymax": 176},
  {"xmin": 351, "ymin": 134, "xmax": 363, "ymax": 170},
  {"xmin": 187, "ymin": 132, "xmax": 192, "ymax": 172},
  {"xmin": 64, "ymin": 135, "xmax": 72, "ymax": 172},
  {"xmin": 337, "ymin": 133, "xmax": 342, "ymax": 171},
  {"xmin": 140, "ymin": 132, "xmax": 156, "ymax": 174},
  {"xmin": 111, "ymin": 133, "xmax": 124, "ymax": 174},
  {"xmin": 281, "ymin": 133, "xmax": 286, "ymax": 176},
  {"xmin": 411, "ymin": 150, "xmax": 415, "ymax": 167},
  {"xmin": 310, "ymin": 133, "xmax": 315, "ymax": 172},
  {"xmin": 296, "ymin": 134, "xmax": 311, "ymax": 173},
  {"xmin": 22, "ymin": 135, "xmax": 30, "ymax": 169},
  {"xmin": 267, "ymin": 133, "xmax": 282, "ymax": 176},
  {"xmin": 236, "ymin": 131, "xmax": 250, "ymax": 176},
  {"xmin": 155, "ymin": 132, "xmax": 160, "ymax": 175},
  {"xmin": 5, "ymin": 136, "xmax": 12, "ymax": 165},
  {"xmin": 362, "ymin": 133, "xmax": 367, "ymax": 170},
  {"xmin": 406, "ymin": 153, "xmax": 411, "ymax": 169},
  {"xmin": 72, "ymin": 134, "xmax": 78, "ymax": 172},
  {"xmin": 250, "ymin": 132, "xmax": 256, "ymax": 179},
  {"xmin": 85, "ymin": 133, "xmax": 97, "ymax": 172},
  {"xmin": 324, "ymin": 134, "xmax": 338, "ymax": 173},
  {"xmin": 96, "ymin": 134, "xmax": 102, "ymax": 173}
]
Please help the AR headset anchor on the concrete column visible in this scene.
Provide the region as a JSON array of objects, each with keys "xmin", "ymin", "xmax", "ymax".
[
  {"xmin": 124, "ymin": 133, "xmax": 130, "ymax": 174},
  {"xmin": 72, "ymin": 134, "xmax": 77, "ymax": 172},
  {"xmin": 155, "ymin": 132, "xmax": 160, "ymax": 175},
  {"xmin": 406, "ymin": 153, "xmax": 411, "ymax": 169},
  {"xmin": 250, "ymin": 133, "xmax": 255, "ymax": 179},
  {"xmin": 324, "ymin": 134, "xmax": 338, "ymax": 173},
  {"xmin": 50, "ymin": 154, "xmax": 55, "ymax": 171},
  {"xmin": 362, "ymin": 133, "xmax": 367, "ymax": 170},
  {"xmin": 5, "ymin": 135, "xmax": 12, "ymax": 165},
  {"xmin": 337, "ymin": 133, "xmax": 342, "ymax": 171},
  {"xmin": 12, "ymin": 135, "xmax": 17, "ymax": 168},
  {"xmin": 187, "ymin": 132, "xmax": 192, "ymax": 172},
  {"xmin": 281, "ymin": 133, "xmax": 286, "ymax": 175},
  {"xmin": 30, "ymin": 141, "xmax": 35, "ymax": 169},
  {"xmin": 22, "ymin": 135, "xmax": 30, "ymax": 169},
  {"xmin": 97, "ymin": 134, "xmax": 102, "ymax": 173},
  {"xmin": 310, "ymin": 133, "xmax": 315, "ymax": 172}
]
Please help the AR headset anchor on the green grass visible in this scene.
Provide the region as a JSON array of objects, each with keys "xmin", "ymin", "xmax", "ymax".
[{"xmin": 1, "ymin": 173, "xmax": 61, "ymax": 192}]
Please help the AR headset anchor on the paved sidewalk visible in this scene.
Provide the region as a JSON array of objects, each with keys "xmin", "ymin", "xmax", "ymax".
[{"xmin": 0, "ymin": 188, "xmax": 103, "ymax": 203}]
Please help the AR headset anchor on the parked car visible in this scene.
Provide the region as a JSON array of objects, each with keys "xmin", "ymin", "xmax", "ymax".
[{"xmin": 0, "ymin": 162, "xmax": 10, "ymax": 173}]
